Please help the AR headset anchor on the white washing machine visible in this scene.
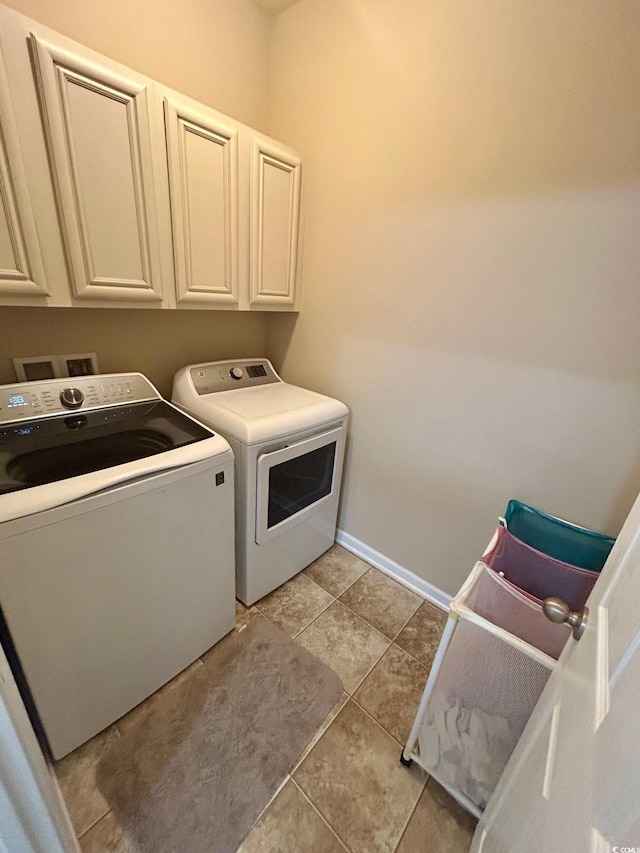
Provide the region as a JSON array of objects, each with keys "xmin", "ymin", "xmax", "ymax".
[
  {"xmin": 0, "ymin": 373, "xmax": 235, "ymax": 758},
  {"xmin": 172, "ymin": 359, "xmax": 348, "ymax": 605}
]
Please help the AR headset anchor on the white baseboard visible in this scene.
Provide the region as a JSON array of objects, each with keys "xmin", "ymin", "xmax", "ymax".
[{"xmin": 335, "ymin": 529, "xmax": 452, "ymax": 612}]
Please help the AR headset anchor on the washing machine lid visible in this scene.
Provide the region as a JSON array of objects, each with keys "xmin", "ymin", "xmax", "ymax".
[
  {"xmin": 173, "ymin": 361, "xmax": 348, "ymax": 444},
  {"xmin": 0, "ymin": 374, "xmax": 232, "ymax": 523},
  {"xmin": 0, "ymin": 400, "xmax": 211, "ymax": 494}
]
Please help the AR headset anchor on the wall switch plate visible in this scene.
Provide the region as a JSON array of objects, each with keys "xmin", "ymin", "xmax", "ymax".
[
  {"xmin": 13, "ymin": 355, "xmax": 57, "ymax": 382},
  {"xmin": 13, "ymin": 352, "xmax": 99, "ymax": 382},
  {"xmin": 60, "ymin": 352, "xmax": 99, "ymax": 378}
]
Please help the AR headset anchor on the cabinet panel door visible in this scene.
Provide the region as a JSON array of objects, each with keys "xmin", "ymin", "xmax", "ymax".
[
  {"xmin": 0, "ymin": 47, "xmax": 48, "ymax": 299},
  {"xmin": 30, "ymin": 35, "xmax": 165, "ymax": 303},
  {"xmin": 164, "ymin": 97, "xmax": 239, "ymax": 307},
  {"xmin": 249, "ymin": 136, "xmax": 301, "ymax": 309}
]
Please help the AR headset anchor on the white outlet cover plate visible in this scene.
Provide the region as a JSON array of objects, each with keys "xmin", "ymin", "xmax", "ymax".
[{"xmin": 13, "ymin": 352, "xmax": 99, "ymax": 381}]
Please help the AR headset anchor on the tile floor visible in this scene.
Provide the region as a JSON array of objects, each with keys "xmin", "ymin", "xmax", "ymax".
[{"xmin": 54, "ymin": 545, "xmax": 476, "ymax": 853}]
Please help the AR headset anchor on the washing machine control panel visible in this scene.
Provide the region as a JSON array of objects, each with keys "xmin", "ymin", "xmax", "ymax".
[
  {"xmin": 191, "ymin": 359, "xmax": 279, "ymax": 394},
  {"xmin": 0, "ymin": 373, "xmax": 159, "ymax": 424}
]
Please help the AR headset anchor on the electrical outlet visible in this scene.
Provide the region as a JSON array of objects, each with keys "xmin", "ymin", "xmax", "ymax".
[
  {"xmin": 13, "ymin": 352, "xmax": 99, "ymax": 382},
  {"xmin": 13, "ymin": 355, "xmax": 57, "ymax": 382},
  {"xmin": 61, "ymin": 352, "xmax": 99, "ymax": 378}
]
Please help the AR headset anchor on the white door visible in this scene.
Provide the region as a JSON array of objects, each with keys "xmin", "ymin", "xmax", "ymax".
[
  {"xmin": 163, "ymin": 92, "xmax": 240, "ymax": 308},
  {"xmin": 472, "ymin": 489, "xmax": 640, "ymax": 853},
  {"xmin": 30, "ymin": 35, "xmax": 167, "ymax": 304},
  {"xmin": 0, "ymin": 643, "xmax": 77, "ymax": 853},
  {"xmin": 249, "ymin": 132, "xmax": 301, "ymax": 310}
]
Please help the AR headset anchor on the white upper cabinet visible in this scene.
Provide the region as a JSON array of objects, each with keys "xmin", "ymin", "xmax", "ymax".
[
  {"xmin": 0, "ymin": 45, "xmax": 48, "ymax": 301},
  {"xmin": 30, "ymin": 34, "xmax": 168, "ymax": 304},
  {"xmin": 249, "ymin": 134, "xmax": 301, "ymax": 309},
  {"xmin": 163, "ymin": 92, "xmax": 240, "ymax": 308},
  {"xmin": 0, "ymin": 4, "xmax": 303, "ymax": 311}
]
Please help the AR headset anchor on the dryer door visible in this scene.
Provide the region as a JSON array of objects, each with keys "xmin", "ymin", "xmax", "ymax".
[{"xmin": 255, "ymin": 425, "xmax": 345, "ymax": 545}]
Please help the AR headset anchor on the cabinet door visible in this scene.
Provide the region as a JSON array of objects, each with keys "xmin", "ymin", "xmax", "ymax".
[
  {"xmin": 249, "ymin": 135, "xmax": 301, "ymax": 310},
  {"xmin": 163, "ymin": 95, "xmax": 239, "ymax": 307},
  {"xmin": 0, "ymin": 46, "xmax": 48, "ymax": 300},
  {"xmin": 30, "ymin": 35, "xmax": 166, "ymax": 304}
]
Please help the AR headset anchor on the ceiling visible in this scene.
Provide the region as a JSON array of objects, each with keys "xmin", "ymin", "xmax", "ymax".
[{"xmin": 252, "ymin": 0, "xmax": 300, "ymax": 14}]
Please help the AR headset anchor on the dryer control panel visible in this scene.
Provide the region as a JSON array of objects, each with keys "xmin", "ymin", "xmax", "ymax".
[
  {"xmin": 0, "ymin": 373, "xmax": 159, "ymax": 424},
  {"xmin": 190, "ymin": 359, "xmax": 279, "ymax": 395}
]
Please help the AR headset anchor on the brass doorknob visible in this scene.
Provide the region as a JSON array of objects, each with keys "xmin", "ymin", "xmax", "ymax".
[{"xmin": 543, "ymin": 597, "xmax": 589, "ymax": 640}]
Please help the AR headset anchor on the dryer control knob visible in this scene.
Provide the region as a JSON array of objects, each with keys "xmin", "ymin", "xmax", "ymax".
[
  {"xmin": 60, "ymin": 387, "xmax": 84, "ymax": 409},
  {"xmin": 230, "ymin": 367, "xmax": 244, "ymax": 381}
]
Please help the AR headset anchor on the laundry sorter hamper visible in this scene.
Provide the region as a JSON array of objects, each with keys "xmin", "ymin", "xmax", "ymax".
[{"xmin": 400, "ymin": 502, "xmax": 614, "ymax": 818}]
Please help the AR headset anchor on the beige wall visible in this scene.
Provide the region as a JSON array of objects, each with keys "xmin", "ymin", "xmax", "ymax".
[
  {"xmin": 0, "ymin": 0, "xmax": 271, "ymax": 395},
  {"xmin": 267, "ymin": 0, "xmax": 640, "ymax": 594},
  {"xmin": 2, "ymin": 0, "xmax": 270, "ymax": 128},
  {"xmin": 0, "ymin": 307, "xmax": 266, "ymax": 398}
]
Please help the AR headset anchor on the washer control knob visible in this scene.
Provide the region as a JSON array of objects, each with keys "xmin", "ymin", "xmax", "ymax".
[
  {"xmin": 60, "ymin": 387, "xmax": 84, "ymax": 409},
  {"xmin": 230, "ymin": 367, "xmax": 244, "ymax": 381}
]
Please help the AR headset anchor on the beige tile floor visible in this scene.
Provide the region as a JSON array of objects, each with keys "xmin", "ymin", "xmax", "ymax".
[{"xmin": 55, "ymin": 545, "xmax": 476, "ymax": 852}]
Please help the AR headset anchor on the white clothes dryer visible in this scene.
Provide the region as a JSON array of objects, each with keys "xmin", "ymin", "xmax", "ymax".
[{"xmin": 172, "ymin": 359, "xmax": 348, "ymax": 605}]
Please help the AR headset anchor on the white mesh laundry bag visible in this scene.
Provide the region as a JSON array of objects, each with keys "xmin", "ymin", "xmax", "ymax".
[{"xmin": 414, "ymin": 561, "xmax": 559, "ymax": 812}]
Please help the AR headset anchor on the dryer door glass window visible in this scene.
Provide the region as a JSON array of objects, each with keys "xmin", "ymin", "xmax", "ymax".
[
  {"xmin": 255, "ymin": 425, "xmax": 345, "ymax": 545},
  {"xmin": 268, "ymin": 441, "xmax": 336, "ymax": 528}
]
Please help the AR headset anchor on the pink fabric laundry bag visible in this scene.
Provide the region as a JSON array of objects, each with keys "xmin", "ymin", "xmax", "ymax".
[
  {"xmin": 483, "ymin": 524, "xmax": 598, "ymax": 612},
  {"xmin": 463, "ymin": 562, "xmax": 570, "ymax": 660}
]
